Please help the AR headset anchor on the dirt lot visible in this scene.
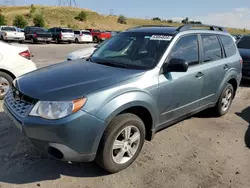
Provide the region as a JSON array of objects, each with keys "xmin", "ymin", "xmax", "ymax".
[{"xmin": 0, "ymin": 44, "xmax": 250, "ymax": 188}]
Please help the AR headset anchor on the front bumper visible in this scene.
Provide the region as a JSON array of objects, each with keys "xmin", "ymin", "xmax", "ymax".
[{"xmin": 3, "ymin": 103, "xmax": 105, "ymax": 162}]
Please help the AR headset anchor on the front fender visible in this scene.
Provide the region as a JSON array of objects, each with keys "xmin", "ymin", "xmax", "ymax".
[{"xmin": 96, "ymin": 91, "xmax": 158, "ymax": 128}]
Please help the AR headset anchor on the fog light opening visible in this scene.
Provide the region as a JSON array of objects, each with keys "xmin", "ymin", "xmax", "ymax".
[{"xmin": 48, "ymin": 147, "xmax": 64, "ymax": 159}]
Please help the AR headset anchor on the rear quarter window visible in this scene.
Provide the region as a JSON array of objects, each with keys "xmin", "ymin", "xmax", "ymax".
[
  {"xmin": 74, "ymin": 31, "xmax": 80, "ymax": 34},
  {"xmin": 220, "ymin": 35, "xmax": 237, "ymax": 57},
  {"xmin": 237, "ymin": 36, "xmax": 250, "ymax": 49}
]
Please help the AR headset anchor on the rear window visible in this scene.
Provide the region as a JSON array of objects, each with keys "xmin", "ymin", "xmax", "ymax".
[
  {"xmin": 82, "ymin": 31, "xmax": 91, "ymax": 35},
  {"xmin": 1, "ymin": 27, "xmax": 16, "ymax": 31},
  {"xmin": 201, "ymin": 34, "xmax": 223, "ymax": 62},
  {"xmin": 31, "ymin": 27, "xmax": 46, "ymax": 32},
  {"xmin": 62, "ymin": 29, "xmax": 73, "ymax": 33},
  {"xmin": 220, "ymin": 35, "xmax": 237, "ymax": 57},
  {"xmin": 237, "ymin": 36, "xmax": 250, "ymax": 49},
  {"xmin": 74, "ymin": 31, "xmax": 80, "ymax": 34}
]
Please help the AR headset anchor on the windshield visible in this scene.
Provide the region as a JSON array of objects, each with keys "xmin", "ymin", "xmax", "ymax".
[
  {"xmin": 1, "ymin": 27, "xmax": 16, "ymax": 31},
  {"xmin": 237, "ymin": 37, "xmax": 250, "ymax": 49},
  {"xmin": 91, "ymin": 32, "xmax": 171, "ymax": 69}
]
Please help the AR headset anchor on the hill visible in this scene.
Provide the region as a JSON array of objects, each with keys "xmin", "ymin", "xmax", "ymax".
[{"xmin": 0, "ymin": 5, "xmax": 249, "ymax": 34}]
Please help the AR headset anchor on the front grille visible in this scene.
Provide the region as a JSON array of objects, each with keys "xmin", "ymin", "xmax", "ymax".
[{"xmin": 4, "ymin": 90, "xmax": 34, "ymax": 118}]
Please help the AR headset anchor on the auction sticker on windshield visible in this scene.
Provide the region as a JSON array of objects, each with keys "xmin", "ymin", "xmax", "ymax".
[{"xmin": 150, "ymin": 35, "xmax": 172, "ymax": 41}]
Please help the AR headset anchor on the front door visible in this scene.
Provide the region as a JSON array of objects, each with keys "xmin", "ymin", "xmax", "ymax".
[{"xmin": 158, "ymin": 34, "xmax": 204, "ymax": 125}]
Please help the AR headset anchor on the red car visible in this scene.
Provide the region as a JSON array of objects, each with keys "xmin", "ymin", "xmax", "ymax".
[{"xmin": 86, "ymin": 29, "xmax": 111, "ymax": 43}]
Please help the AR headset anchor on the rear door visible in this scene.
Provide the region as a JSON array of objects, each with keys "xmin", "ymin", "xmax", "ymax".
[
  {"xmin": 158, "ymin": 34, "xmax": 204, "ymax": 124},
  {"xmin": 199, "ymin": 34, "xmax": 231, "ymax": 106}
]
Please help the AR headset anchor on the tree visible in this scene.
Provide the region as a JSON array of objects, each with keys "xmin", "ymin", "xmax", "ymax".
[
  {"xmin": 0, "ymin": 14, "xmax": 6, "ymax": 25},
  {"xmin": 243, "ymin": 28, "xmax": 246, "ymax": 32},
  {"xmin": 75, "ymin": 11, "xmax": 87, "ymax": 22},
  {"xmin": 13, "ymin": 14, "xmax": 28, "ymax": 28},
  {"xmin": 181, "ymin": 17, "xmax": 189, "ymax": 24},
  {"xmin": 28, "ymin": 4, "xmax": 36, "ymax": 18},
  {"xmin": 167, "ymin": 19, "xmax": 173, "ymax": 23},
  {"xmin": 152, "ymin": 17, "xmax": 161, "ymax": 21},
  {"xmin": 117, "ymin": 15, "xmax": 127, "ymax": 24},
  {"xmin": 33, "ymin": 14, "xmax": 45, "ymax": 27}
]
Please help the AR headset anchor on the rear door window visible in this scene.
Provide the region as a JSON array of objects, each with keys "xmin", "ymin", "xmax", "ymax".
[
  {"xmin": 169, "ymin": 35, "xmax": 199, "ymax": 66},
  {"xmin": 201, "ymin": 35, "xmax": 223, "ymax": 62},
  {"xmin": 220, "ymin": 35, "xmax": 237, "ymax": 57},
  {"xmin": 237, "ymin": 36, "xmax": 250, "ymax": 49}
]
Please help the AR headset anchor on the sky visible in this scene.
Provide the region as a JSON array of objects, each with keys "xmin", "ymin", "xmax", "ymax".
[{"xmin": 7, "ymin": 0, "xmax": 250, "ymax": 29}]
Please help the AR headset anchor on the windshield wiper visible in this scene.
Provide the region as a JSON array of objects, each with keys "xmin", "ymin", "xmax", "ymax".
[{"xmin": 95, "ymin": 61, "xmax": 128, "ymax": 68}]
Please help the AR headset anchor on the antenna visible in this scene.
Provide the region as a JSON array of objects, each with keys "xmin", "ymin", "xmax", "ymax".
[{"xmin": 4, "ymin": 0, "xmax": 14, "ymax": 5}]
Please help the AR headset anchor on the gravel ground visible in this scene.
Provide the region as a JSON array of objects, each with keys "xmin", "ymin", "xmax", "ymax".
[{"xmin": 0, "ymin": 44, "xmax": 249, "ymax": 188}]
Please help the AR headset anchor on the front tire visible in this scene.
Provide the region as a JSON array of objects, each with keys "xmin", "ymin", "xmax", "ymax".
[
  {"xmin": 214, "ymin": 83, "xmax": 234, "ymax": 116},
  {"xmin": 96, "ymin": 113, "xmax": 145, "ymax": 173},
  {"xmin": 0, "ymin": 72, "xmax": 13, "ymax": 100}
]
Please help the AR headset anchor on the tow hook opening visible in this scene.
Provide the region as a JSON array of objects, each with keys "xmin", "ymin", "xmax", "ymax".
[{"xmin": 48, "ymin": 147, "xmax": 64, "ymax": 159}]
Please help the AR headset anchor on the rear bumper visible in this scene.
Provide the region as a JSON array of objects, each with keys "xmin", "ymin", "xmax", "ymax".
[
  {"xmin": 4, "ymin": 36, "xmax": 25, "ymax": 41},
  {"xmin": 35, "ymin": 37, "xmax": 52, "ymax": 42},
  {"xmin": 78, "ymin": 37, "xmax": 93, "ymax": 42},
  {"xmin": 12, "ymin": 61, "xmax": 37, "ymax": 78},
  {"xmin": 60, "ymin": 37, "xmax": 74, "ymax": 42}
]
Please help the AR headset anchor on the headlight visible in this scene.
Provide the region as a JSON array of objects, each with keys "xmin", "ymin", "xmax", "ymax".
[{"xmin": 29, "ymin": 98, "xmax": 87, "ymax": 120}]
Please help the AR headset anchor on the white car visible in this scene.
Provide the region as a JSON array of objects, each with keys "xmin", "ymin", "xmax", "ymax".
[
  {"xmin": 67, "ymin": 40, "xmax": 109, "ymax": 61},
  {"xmin": 0, "ymin": 41, "xmax": 37, "ymax": 99},
  {"xmin": 74, "ymin": 30, "xmax": 93, "ymax": 43},
  {"xmin": 0, "ymin": 26, "xmax": 25, "ymax": 43}
]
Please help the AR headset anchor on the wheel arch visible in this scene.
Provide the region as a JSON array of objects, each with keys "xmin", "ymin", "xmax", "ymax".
[
  {"xmin": 95, "ymin": 92, "xmax": 158, "ymax": 141},
  {"xmin": 0, "ymin": 68, "xmax": 16, "ymax": 80}
]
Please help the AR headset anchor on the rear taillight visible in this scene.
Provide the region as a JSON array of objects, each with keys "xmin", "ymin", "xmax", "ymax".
[
  {"xmin": 19, "ymin": 50, "xmax": 31, "ymax": 60},
  {"xmin": 34, "ymin": 32, "xmax": 37, "ymax": 38},
  {"xmin": 240, "ymin": 58, "xmax": 243, "ymax": 64},
  {"xmin": 80, "ymin": 34, "xmax": 83, "ymax": 36}
]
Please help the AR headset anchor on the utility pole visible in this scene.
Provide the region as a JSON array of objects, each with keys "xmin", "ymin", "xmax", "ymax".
[
  {"xmin": 57, "ymin": 0, "xmax": 77, "ymax": 6},
  {"xmin": 4, "ymin": 0, "xmax": 14, "ymax": 5}
]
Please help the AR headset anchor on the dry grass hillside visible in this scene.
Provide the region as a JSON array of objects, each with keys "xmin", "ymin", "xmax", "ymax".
[{"xmin": 0, "ymin": 5, "xmax": 249, "ymax": 34}]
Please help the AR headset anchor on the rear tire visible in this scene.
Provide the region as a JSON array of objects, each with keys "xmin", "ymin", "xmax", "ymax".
[
  {"xmin": 96, "ymin": 113, "xmax": 145, "ymax": 173},
  {"xmin": 46, "ymin": 41, "xmax": 51, "ymax": 44},
  {"xmin": 75, "ymin": 38, "xmax": 79, "ymax": 43},
  {"xmin": 93, "ymin": 37, "xmax": 99, "ymax": 43},
  {"xmin": 68, "ymin": 41, "xmax": 72, "ymax": 44},
  {"xmin": 31, "ymin": 38, "xmax": 36, "ymax": 44},
  {"xmin": 19, "ymin": 40, "xmax": 24, "ymax": 44},
  {"xmin": 0, "ymin": 72, "xmax": 13, "ymax": 100},
  {"xmin": 213, "ymin": 83, "xmax": 234, "ymax": 117}
]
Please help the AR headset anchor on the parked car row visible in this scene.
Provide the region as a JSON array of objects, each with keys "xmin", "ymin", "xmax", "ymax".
[{"xmin": 0, "ymin": 25, "xmax": 116, "ymax": 44}]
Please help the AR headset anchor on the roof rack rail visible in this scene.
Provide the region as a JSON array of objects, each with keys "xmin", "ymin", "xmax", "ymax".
[
  {"xmin": 126, "ymin": 25, "xmax": 171, "ymax": 31},
  {"xmin": 176, "ymin": 24, "xmax": 227, "ymax": 32}
]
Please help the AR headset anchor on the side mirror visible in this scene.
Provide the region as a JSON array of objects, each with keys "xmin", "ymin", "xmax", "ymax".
[{"xmin": 163, "ymin": 58, "xmax": 188, "ymax": 73}]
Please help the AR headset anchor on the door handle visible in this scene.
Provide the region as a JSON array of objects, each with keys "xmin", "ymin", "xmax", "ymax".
[
  {"xmin": 195, "ymin": 72, "xmax": 204, "ymax": 78},
  {"xmin": 223, "ymin": 64, "xmax": 229, "ymax": 70}
]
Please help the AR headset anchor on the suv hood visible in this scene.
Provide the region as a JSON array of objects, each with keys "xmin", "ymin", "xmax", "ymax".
[{"xmin": 15, "ymin": 60, "xmax": 145, "ymax": 101}]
